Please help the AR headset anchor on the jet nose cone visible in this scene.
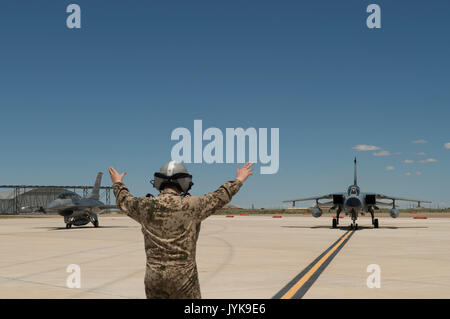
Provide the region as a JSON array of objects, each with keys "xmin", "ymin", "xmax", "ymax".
[
  {"xmin": 345, "ymin": 197, "xmax": 362, "ymax": 208},
  {"xmin": 47, "ymin": 201, "xmax": 57, "ymax": 209},
  {"xmin": 48, "ymin": 199, "xmax": 63, "ymax": 209}
]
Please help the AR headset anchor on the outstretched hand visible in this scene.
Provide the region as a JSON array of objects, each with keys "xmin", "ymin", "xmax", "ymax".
[
  {"xmin": 236, "ymin": 162, "xmax": 254, "ymax": 183},
  {"xmin": 108, "ymin": 167, "xmax": 127, "ymax": 184}
]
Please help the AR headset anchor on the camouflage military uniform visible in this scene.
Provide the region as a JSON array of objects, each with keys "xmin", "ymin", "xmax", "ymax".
[{"xmin": 113, "ymin": 179, "xmax": 242, "ymax": 299}]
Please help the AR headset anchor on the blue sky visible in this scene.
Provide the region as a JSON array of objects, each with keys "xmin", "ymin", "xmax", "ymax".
[{"xmin": 0, "ymin": 1, "xmax": 449, "ymax": 208}]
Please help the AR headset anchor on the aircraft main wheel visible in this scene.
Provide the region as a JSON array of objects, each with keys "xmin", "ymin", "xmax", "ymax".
[
  {"xmin": 373, "ymin": 219, "xmax": 379, "ymax": 228},
  {"xmin": 66, "ymin": 224, "xmax": 72, "ymax": 229},
  {"xmin": 93, "ymin": 220, "xmax": 99, "ymax": 227},
  {"xmin": 332, "ymin": 218, "xmax": 337, "ymax": 229}
]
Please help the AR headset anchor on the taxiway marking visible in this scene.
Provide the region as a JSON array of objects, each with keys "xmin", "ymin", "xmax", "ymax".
[{"xmin": 273, "ymin": 229, "xmax": 355, "ymax": 299}]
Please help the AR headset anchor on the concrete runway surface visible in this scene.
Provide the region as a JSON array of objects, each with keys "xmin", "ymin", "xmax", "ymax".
[{"xmin": 0, "ymin": 215, "xmax": 449, "ymax": 299}]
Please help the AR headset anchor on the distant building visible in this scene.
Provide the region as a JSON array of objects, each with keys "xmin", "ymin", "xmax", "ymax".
[{"xmin": 0, "ymin": 188, "xmax": 67, "ymax": 214}]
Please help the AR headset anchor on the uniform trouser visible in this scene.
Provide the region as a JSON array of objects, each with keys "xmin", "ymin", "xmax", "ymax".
[{"xmin": 144, "ymin": 261, "xmax": 201, "ymax": 299}]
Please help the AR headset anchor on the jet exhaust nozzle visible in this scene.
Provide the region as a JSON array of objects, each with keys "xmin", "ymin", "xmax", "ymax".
[
  {"xmin": 312, "ymin": 207, "xmax": 323, "ymax": 218},
  {"xmin": 389, "ymin": 208, "xmax": 400, "ymax": 218}
]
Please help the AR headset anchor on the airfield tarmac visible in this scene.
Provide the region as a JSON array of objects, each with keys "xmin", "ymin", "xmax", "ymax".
[{"xmin": 0, "ymin": 215, "xmax": 449, "ymax": 299}]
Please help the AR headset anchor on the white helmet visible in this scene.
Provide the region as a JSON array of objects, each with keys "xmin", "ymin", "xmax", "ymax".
[{"xmin": 151, "ymin": 161, "xmax": 193, "ymax": 194}]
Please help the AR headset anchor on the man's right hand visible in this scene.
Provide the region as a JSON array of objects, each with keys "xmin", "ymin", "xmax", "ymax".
[{"xmin": 236, "ymin": 162, "xmax": 254, "ymax": 183}]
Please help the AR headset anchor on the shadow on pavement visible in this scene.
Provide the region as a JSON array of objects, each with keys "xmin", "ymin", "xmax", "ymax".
[
  {"xmin": 33, "ymin": 225, "xmax": 137, "ymax": 231},
  {"xmin": 281, "ymin": 225, "xmax": 428, "ymax": 231}
]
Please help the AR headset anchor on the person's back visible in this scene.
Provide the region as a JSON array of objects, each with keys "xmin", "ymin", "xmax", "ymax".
[
  {"xmin": 143, "ymin": 188, "xmax": 201, "ymax": 264},
  {"xmin": 108, "ymin": 162, "xmax": 253, "ymax": 299}
]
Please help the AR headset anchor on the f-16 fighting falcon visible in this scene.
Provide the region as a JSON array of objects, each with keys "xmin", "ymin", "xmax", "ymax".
[
  {"xmin": 42, "ymin": 172, "xmax": 116, "ymax": 228},
  {"xmin": 283, "ymin": 158, "xmax": 431, "ymax": 229}
]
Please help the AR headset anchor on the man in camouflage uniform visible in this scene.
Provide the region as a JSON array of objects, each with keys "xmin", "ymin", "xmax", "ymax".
[{"xmin": 108, "ymin": 161, "xmax": 253, "ymax": 299}]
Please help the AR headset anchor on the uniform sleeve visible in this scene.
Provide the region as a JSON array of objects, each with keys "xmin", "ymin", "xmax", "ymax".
[
  {"xmin": 113, "ymin": 182, "xmax": 159, "ymax": 224},
  {"xmin": 189, "ymin": 179, "xmax": 243, "ymax": 221}
]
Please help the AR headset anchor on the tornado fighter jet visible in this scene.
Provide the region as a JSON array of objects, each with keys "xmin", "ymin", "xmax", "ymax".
[
  {"xmin": 283, "ymin": 158, "xmax": 430, "ymax": 229},
  {"xmin": 42, "ymin": 172, "xmax": 116, "ymax": 228}
]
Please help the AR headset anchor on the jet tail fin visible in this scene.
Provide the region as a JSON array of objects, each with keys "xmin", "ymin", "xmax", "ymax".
[
  {"xmin": 354, "ymin": 157, "xmax": 358, "ymax": 186},
  {"xmin": 88, "ymin": 172, "xmax": 102, "ymax": 200}
]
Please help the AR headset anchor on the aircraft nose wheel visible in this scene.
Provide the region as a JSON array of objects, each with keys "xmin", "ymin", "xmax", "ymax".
[
  {"xmin": 373, "ymin": 219, "xmax": 379, "ymax": 228},
  {"xmin": 66, "ymin": 223, "xmax": 72, "ymax": 229},
  {"xmin": 93, "ymin": 220, "xmax": 99, "ymax": 227}
]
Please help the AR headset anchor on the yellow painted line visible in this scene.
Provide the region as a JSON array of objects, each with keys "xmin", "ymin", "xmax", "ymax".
[{"xmin": 281, "ymin": 229, "xmax": 354, "ymax": 299}]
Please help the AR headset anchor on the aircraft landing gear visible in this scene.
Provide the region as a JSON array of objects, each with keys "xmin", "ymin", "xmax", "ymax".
[
  {"xmin": 369, "ymin": 209, "xmax": 378, "ymax": 228},
  {"xmin": 332, "ymin": 208, "xmax": 342, "ymax": 229},
  {"xmin": 64, "ymin": 216, "xmax": 73, "ymax": 229},
  {"xmin": 373, "ymin": 218, "xmax": 379, "ymax": 229},
  {"xmin": 90, "ymin": 213, "xmax": 99, "ymax": 228},
  {"xmin": 350, "ymin": 210, "xmax": 358, "ymax": 230}
]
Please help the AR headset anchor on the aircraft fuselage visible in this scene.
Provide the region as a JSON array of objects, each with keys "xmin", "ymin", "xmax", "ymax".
[{"xmin": 284, "ymin": 158, "xmax": 428, "ymax": 230}]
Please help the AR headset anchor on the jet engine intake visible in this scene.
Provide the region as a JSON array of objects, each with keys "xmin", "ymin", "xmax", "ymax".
[
  {"xmin": 60, "ymin": 210, "xmax": 73, "ymax": 217},
  {"xmin": 333, "ymin": 195, "xmax": 344, "ymax": 205}
]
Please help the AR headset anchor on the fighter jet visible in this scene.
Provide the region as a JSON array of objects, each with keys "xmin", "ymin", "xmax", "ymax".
[
  {"xmin": 42, "ymin": 172, "xmax": 116, "ymax": 228},
  {"xmin": 283, "ymin": 158, "xmax": 430, "ymax": 229}
]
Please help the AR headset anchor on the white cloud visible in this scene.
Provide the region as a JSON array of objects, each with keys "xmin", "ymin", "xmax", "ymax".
[
  {"xmin": 405, "ymin": 172, "xmax": 412, "ymax": 176},
  {"xmin": 386, "ymin": 166, "xmax": 395, "ymax": 171},
  {"xmin": 415, "ymin": 152, "xmax": 427, "ymax": 156},
  {"xmin": 403, "ymin": 159, "xmax": 415, "ymax": 164},
  {"xmin": 412, "ymin": 139, "xmax": 428, "ymax": 144},
  {"xmin": 373, "ymin": 150, "xmax": 391, "ymax": 156},
  {"xmin": 353, "ymin": 145, "xmax": 381, "ymax": 151},
  {"xmin": 445, "ymin": 143, "xmax": 450, "ymax": 149},
  {"xmin": 419, "ymin": 158, "xmax": 437, "ymax": 163}
]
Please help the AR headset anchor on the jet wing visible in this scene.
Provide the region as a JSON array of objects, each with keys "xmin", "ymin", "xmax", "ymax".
[
  {"xmin": 19, "ymin": 206, "xmax": 49, "ymax": 214},
  {"xmin": 43, "ymin": 204, "xmax": 118, "ymax": 212},
  {"xmin": 283, "ymin": 193, "xmax": 343, "ymax": 203},
  {"xmin": 375, "ymin": 201, "xmax": 395, "ymax": 207},
  {"xmin": 72, "ymin": 205, "xmax": 118, "ymax": 210},
  {"xmin": 371, "ymin": 194, "xmax": 431, "ymax": 204},
  {"xmin": 98, "ymin": 205, "xmax": 118, "ymax": 209}
]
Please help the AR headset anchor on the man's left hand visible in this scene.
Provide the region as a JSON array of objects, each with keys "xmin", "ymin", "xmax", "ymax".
[{"xmin": 108, "ymin": 166, "xmax": 127, "ymax": 184}]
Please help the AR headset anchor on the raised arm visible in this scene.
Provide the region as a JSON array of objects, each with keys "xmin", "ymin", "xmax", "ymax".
[
  {"xmin": 109, "ymin": 166, "xmax": 158, "ymax": 223},
  {"xmin": 189, "ymin": 162, "xmax": 254, "ymax": 221},
  {"xmin": 112, "ymin": 182, "xmax": 143, "ymax": 223}
]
